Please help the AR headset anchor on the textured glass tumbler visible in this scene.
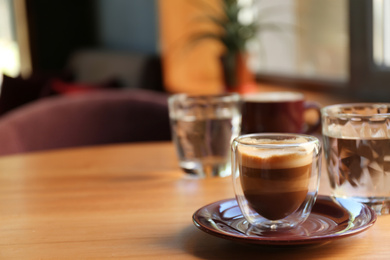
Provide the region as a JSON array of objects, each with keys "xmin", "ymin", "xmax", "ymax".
[
  {"xmin": 322, "ymin": 103, "xmax": 390, "ymax": 215},
  {"xmin": 231, "ymin": 133, "xmax": 322, "ymax": 231},
  {"xmin": 169, "ymin": 93, "xmax": 241, "ymax": 178}
]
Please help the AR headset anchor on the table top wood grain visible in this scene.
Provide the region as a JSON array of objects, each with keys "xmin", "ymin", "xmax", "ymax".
[{"xmin": 0, "ymin": 142, "xmax": 388, "ymax": 259}]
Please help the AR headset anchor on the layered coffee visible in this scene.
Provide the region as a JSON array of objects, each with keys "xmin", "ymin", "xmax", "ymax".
[{"xmin": 238, "ymin": 137, "xmax": 312, "ymax": 220}]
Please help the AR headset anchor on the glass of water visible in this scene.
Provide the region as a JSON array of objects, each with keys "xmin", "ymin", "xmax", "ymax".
[
  {"xmin": 322, "ymin": 103, "xmax": 390, "ymax": 215},
  {"xmin": 168, "ymin": 93, "xmax": 241, "ymax": 178}
]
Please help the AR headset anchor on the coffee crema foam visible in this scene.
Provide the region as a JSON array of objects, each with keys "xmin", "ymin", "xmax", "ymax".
[
  {"xmin": 238, "ymin": 137, "xmax": 313, "ymax": 169},
  {"xmin": 242, "ymin": 92, "xmax": 303, "ymax": 103}
]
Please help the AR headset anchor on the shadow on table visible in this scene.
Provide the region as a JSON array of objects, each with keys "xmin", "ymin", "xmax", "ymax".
[{"xmin": 168, "ymin": 225, "xmax": 357, "ymax": 259}]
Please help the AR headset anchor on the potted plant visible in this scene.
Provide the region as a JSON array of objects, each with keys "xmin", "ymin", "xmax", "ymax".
[{"xmin": 189, "ymin": 0, "xmax": 288, "ymax": 92}]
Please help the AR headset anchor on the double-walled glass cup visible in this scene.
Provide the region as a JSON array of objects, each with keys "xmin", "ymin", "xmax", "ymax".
[
  {"xmin": 232, "ymin": 133, "xmax": 322, "ymax": 231},
  {"xmin": 322, "ymin": 103, "xmax": 390, "ymax": 215}
]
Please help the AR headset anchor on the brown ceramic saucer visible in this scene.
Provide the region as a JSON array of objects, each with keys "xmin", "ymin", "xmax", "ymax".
[{"xmin": 192, "ymin": 195, "xmax": 377, "ymax": 246}]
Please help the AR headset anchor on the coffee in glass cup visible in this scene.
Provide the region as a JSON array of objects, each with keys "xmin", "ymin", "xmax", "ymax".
[{"xmin": 232, "ymin": 133, "xmax": 322, "ymax": 231}]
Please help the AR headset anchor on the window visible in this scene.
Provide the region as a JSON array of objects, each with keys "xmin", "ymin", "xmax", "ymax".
[
  {"xmin": 0, "ymin": 0, "xmax": 20, "ymax": 77},
  {"xmin": 373, "ymin": 0, "xmax": 390, "ymax": 67},
  {"xmin": 350, "ymin": 0, "xmax": 390, "ymax": 100},
  {"xmin": 245, "ymin": 0, "xmax": 390, "ymax": 100},
  {"xmin": 246, "ymin": 0, "xmax": 348, "ymax": 87},
  {"xmin": 0, "ymin": 0, "xmax": 31, "ymax": 84}
]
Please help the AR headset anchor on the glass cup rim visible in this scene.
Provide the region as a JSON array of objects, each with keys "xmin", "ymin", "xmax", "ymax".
[
  {"xmin": 241, "ymin": 91, "xmax": 304, "ymax": 103},
  {"xmin": 233, "ymin": 133, "xmax": 320, "ymax": 148},
  {"xmin": 168, "ymin": 92, "xmax": 240, "ymax": 104},
  {"xmin": 321, "ymin": 103, "xmax": 390, "ymax": 118}
]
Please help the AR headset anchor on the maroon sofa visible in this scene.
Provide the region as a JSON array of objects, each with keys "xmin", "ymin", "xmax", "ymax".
[{"xmin": 0, "ymin": 86, "xmax": 171, "ymax": 156}]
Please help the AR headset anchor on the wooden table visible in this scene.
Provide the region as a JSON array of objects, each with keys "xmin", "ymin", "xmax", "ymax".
[{"xmin": 0, "ymin": 142, "xmax": 388, "ymax": 259}]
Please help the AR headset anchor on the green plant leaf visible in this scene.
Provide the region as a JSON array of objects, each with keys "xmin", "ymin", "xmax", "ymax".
[
  {"xmin": 191, "ymin": 14, "xmax": 227, "ymax": 29},
  {"xmin": 187, "ymin": 0, "xmax": 293, "ymax": 54}
]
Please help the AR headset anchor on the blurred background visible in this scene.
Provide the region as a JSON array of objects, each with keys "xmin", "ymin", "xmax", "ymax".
[{"xmin": 0, "ymin": 0, "xmax": 390, "ymax": 100}]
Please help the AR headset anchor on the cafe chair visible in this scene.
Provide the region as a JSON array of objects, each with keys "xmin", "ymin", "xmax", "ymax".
[{"xmin": 0, "ymin": 89, "xmax": 171, "ymax": 156}]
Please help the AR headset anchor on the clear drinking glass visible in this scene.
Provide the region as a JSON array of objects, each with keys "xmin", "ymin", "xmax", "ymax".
[
  {"xmin": 322, "ymin": 103, "xmax": 390, "ymax": 215},
  {"xmin": 231, "ymin": 133, "xmax": 322, "ymax": 231},
  {"xmin": 168, "ymin": 93, "xmax": 241, "ymax": 178}
]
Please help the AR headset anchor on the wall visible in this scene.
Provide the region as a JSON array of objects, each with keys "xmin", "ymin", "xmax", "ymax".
[
  {"xmin": 25, "ymin": 0, "xmax": 97, "ymax": 71},
  {"xmin": 25, "ymin": 0, "xmax": 159, "ymax": 72},
  {"xmin": 158, "ymin": 0, "xmax": 224, "ymax": 94},
  {"xmin": 96, "ymin": 0, "xmax": 158, "ymax": 54}
]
